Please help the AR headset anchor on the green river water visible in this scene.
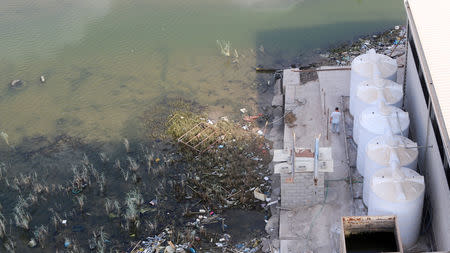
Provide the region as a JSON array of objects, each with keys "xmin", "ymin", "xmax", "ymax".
[{"xmin": 0, "ymin": 0, "xmax": 404, "ymax": 145}]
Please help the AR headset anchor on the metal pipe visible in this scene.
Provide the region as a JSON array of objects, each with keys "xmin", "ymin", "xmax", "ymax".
[
  {"xmin": 395, "ymin": 111, "xmax": 404, "ymax": 138},
  {"xmin": 404, "ymin": 145, "xmax": 433, "ymax": 149},
  {"xmin": 402, "ymin": 19, "xmax": 409, "ymax": 109},
  {"xmin": 327, "ymin": 109, "xmax": 330, "ymax": 141},
  {"xmin": 293, "ymin": 67, "xmax": 351, "ymax": 73},
  {"xmin": 395, "ymin": 111, "xmax": 409, "ymax": 147},
  {"xmin": 291, "ymin": 131, "xmax": 295, "ymax": 176},
  {"xmin": 291, "ymin": 65, "xmax": 404, "ymax": 73},
  {"xmin": 341, "ymin": 96, "xmax": 350, "ymax": 164},
  {"xmin": 314, "ymin": 135, "xmax": 320, "ymax": 186},
  {"xmin": 424, "ymin": 95, "xmax": 432, "ymax": 171},
  {"xmin": 341, "ymin": 95, "xmax": 353, "ymax": 215}
]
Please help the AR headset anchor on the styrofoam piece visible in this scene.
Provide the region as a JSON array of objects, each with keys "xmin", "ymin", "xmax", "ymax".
[
  {"xmin": 356, "ymin": 104, "xmax": 410, "ymax": 175},
  {"xmin": 352, "ymin": 79, "xmax": 403, "ymax": 143},
  {"xmin": 363, "ymin": 134, "xmax": 418, "ymax": 205},
  {"xmin": 368, "ymin": 166, "xmax": 425, "ymax": 248},
  {"xmin": 349, "ymin": 49, "xmax": 398, "ymax": 116}
]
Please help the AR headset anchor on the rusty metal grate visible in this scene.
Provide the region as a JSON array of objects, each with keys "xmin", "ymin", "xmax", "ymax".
[{"xmin": 177, "ymin": 122, "xmax": 226, "ymax": 153}]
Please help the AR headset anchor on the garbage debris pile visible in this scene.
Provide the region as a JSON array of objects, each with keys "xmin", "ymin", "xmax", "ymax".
[
  {"xmin": 325, "ymin": 25, "xmax": 407, "ymax": 66},
  {"xmin": 166, "ymin": 110, "xmax": 273, "ymax": 211},
  {"xmin": 129, "ymin": 231, "xmax": 189, "ymax": 253},
  {"xmin": 130, "ymin": 229, "xmax": 267, "ymax": 253},
  {"xmin": 128, "ymin": 104, "xmax": 273, "ymax": 252},
  {"xmin": 270, "ymin": 25, "xmax": 408, "ymax": 83}
]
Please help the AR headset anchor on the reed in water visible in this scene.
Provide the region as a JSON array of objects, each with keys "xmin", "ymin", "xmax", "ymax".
[
  {"xmin": 33, "ymin": 225, "xmax": 49, "ymax": 248},
  {"xmin": 76, "ymin": 194, "xmax": 86, "ymax": 212},
  {"xmin": 13, "ymin": 196, "xmax": 31, "ymax": 230},
  {"xmin": 0, "ymin": 211, "xmax": 6, "ymax": 238}
]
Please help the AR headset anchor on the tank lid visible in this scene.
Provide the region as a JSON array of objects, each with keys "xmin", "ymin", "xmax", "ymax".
[
  {"xmin": 351, "ymin": 49, "xmax": 397, "ymax": 78},
  {"xmin": 359, "ymin": 105, "xmax": 410, "ymax": 134},
  {"xmin": 356, "ymin": 79, "xmax": 403, "ymax": 105},
  {"xmin": 371, "ymin": 167, "xmax": 425, "ymax": 202},
  {"xmin": 366, "ymin": 135, "xmax": 418, "ymax": 166}
]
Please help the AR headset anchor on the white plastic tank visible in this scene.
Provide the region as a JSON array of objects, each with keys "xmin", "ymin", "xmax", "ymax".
[
  {"xmin": 363, "ymin": 134, "xmax": 418, "ymax": 205},
  {"xmin": 356, "ymin": 103, "xmax": 410, "ymax": 175},
  {"xmin": 351, "ymin": 79, "xmax": 403, "ymax": 143},
  {"xmin": 349, "ymin": 49, "xmax": 398, "ymax": 116},
  {"xmin": 368, "ymin": 165, "xmax": 425, "ymax": 249}
]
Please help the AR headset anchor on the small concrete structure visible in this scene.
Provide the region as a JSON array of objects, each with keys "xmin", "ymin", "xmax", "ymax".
[
  {"xmin": 274, "ymin": 147, "xmax": 332, "ymax": 208},
  {"xmin": 340, "ymin": 215, "xmax": 403, "ymax": 253},
  {"xmin": 276, "ymin": 69, "xmax": 333, "ymax": 208},
  {"xmin": 273, "ymin": 148, "xmax": 333, "ymax": 174},
  {"xmin": 272, "ymin": 67, "xmax": 353, "ymax": 253},
  {"xmin": 280, "ymin": 172, "xmax": 325, "ymax": 208}
]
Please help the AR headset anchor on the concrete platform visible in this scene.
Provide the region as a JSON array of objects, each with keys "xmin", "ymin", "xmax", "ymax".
[
  {"xmin": 282, "ymin": 78, "xmax": 325, "ymax": 151},
  {"xmin": 278, "ymin": 67, "xmax": 354, "ymax": 253}
]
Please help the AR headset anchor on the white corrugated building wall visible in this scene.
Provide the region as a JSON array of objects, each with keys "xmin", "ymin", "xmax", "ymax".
[{"xmin": 404, "ymin": 0, "xmax": 450, "ymax": 250}]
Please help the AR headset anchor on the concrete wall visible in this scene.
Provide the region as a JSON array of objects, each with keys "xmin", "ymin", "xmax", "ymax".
[
  {"xmin": 404, "ymin": 46, "xmax": 450, "ymax": 251},
  {"xmin": 281, "ymin": 172, "xmax": 324, "ymax": 208}
]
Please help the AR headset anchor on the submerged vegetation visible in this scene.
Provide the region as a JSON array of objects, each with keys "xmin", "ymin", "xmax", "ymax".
[
  {"xmin": 0, "ymin": 212, "xmax": 6, "ymax": 239},
  {"xmin": 0, "ymin": 132, "xmax": 184, "ymax": 252},
  {"xmin": 13, "ymin": 196, "xmax": 32, "ymax": 230},
  {"xmin": 0, "ymin": 98, "xmax": 272, "ymax": 252}
]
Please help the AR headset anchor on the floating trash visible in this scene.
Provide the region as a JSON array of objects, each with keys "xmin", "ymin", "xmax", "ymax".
[
  {"xmin": 64, "ymin": 239, "xmax": 71, "ymax": 248},
  {"xmin": 149, "ymin": 199, "xmax": 158, "ymax": 206},
  {"xmin": 9, "ymin": 79, "xmax": 23, "ymax": 88},
  {"xmin": 1, "ymin": 131, "xmax": 10, "ymax": 146},
  {"xmin": 28, "ymin": 238, "xmax": 37, "ymax": 248}
]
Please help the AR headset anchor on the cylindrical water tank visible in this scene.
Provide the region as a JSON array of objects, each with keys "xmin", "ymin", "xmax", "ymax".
[
  {"xmin": 349, "ymin": 49, "xmax": 398, "ymax": 116},
  {"xmin": 356, "ymin": 104, "xmax": 410, "ymax": 175},
  {"xmin": 353, "ymin": 78, "xmax": 403, "ymax": 117},
  {"xmin": 352, "ymin": 79, "xmax": 403, "ymax": 143},
  {"xmin": 363, "ymin": 134, "xmax": 418, "ymax": 205},
  {"xmin": 368, "ymin": 166, "xmax": 425, "ymax": 249}
]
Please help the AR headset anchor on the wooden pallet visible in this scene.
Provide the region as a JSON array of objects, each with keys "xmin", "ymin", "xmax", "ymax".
[{"xmin": 177, "ymin": 122, "xmax": 226, "ymax": 153}]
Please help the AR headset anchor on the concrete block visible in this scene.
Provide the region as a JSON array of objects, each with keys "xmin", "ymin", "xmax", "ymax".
[
  {"xmin": 280, "ymin": 171, "xmax": 325, "ymax": 208},
  {"xmin": 283, "ymin": 69, "xmax": 300, "ymax": 89},
  {"xmin": 285, "ymin": 85, "xmax": 296, "ymax": 106},
  {"xmin": 272, "ymin": 94, "xmax": 283, "ymax": 107}
]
